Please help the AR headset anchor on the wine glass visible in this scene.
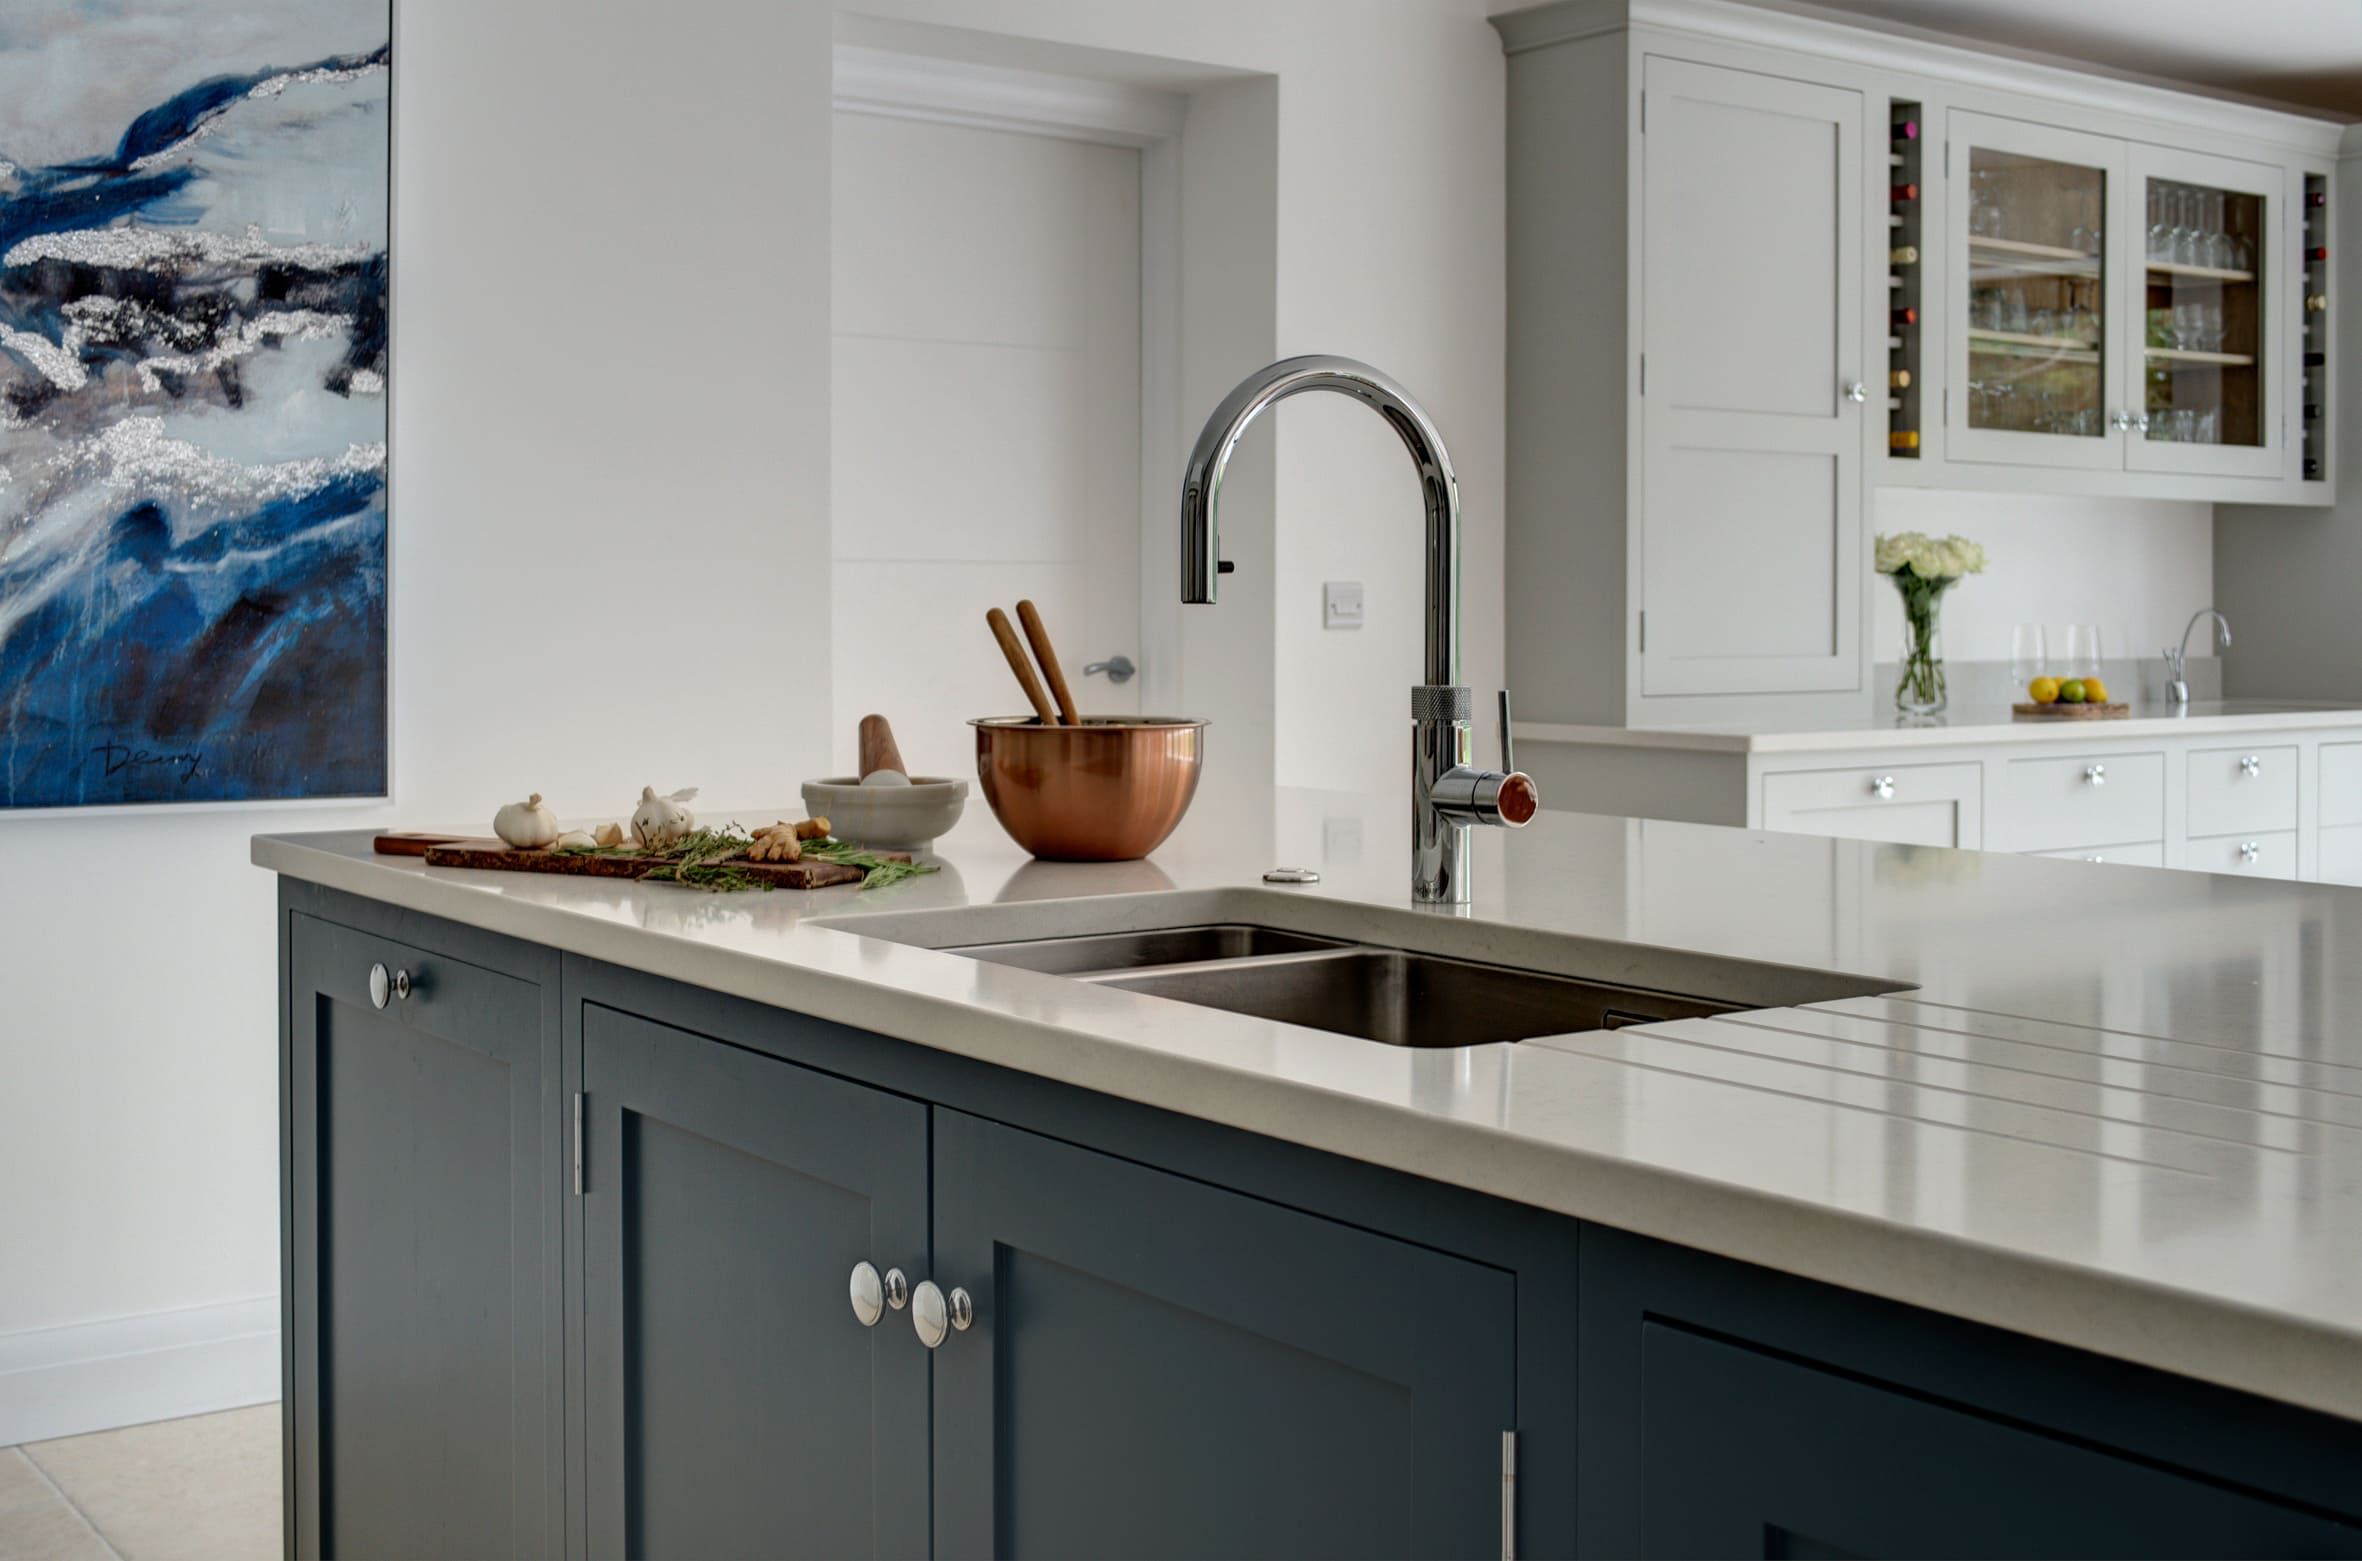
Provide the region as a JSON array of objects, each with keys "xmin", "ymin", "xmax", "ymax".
[
  {"xmin": 2059, "ymin": 624, "xmax": 2104, "ymax": 682},
  {"xmin": 2012, "ymin": 625, "xmax": 2049, "ymax": 687}
]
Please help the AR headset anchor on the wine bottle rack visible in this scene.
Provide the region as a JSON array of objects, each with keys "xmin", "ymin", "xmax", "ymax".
[
  {"xmin": 1887, "ymin": 99, "xmax": 1922, "ymax": 457},
  {"xmin": 2301, "ymin": 171, "xmax": 2329, "ymax": 485}
]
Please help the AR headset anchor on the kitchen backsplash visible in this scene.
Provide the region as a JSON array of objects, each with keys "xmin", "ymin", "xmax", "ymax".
[{"xmin": 1875, "ymin": 656, "xmax": 2220, "ymax": 711}]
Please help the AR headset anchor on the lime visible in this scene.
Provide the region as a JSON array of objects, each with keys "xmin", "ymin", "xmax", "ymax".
[{"xmin": 2059, "ymin": 679, "xmax": 2088, "ymax": 704}]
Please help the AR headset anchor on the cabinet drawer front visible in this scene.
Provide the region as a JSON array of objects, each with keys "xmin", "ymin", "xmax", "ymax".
[
  {"xmin": 2187, "ymin": 744, "xmax": 2296, "ymax": 837},
  {"xmin": 1761, "ymin": 761, "xmax": 1981, "ymax": 847},
  {"xmin": 1996, "ymin": 751, "xmax": 2164, "ymax": 852},
  {"xmin": 2186, "ymin": 829, "xmax": 2298, "ymax": 880},
  {"xmin": 2323, "ymin": 823, "xmax": 2362, "ymax": 886},
  {"xmin": 2032, "ymin": 840, "xmax": 2165, "ymax": 867},
  {"xmin": 2322, "ymin": 742, "xmax": 2362, "ymax": 828}
]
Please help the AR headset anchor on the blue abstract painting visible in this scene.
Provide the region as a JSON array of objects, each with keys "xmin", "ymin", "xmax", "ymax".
[{"xmin": 0, "ymin": 0, "xmax": 388, "ymax": 809}]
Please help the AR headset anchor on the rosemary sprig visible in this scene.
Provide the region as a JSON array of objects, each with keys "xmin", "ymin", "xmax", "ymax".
[
  {"xmin": 798, "ymin": 837, "xmax": 940, "ymax": 891},
  {"xmin": 642, "ymin": 827, "xmax": 771, "ymax": 893}
]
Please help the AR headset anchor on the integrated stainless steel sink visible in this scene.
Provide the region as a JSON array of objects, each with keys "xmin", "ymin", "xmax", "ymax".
[{"xmin": 948, "ymin": 923, "xmax": 1740, "ymax": 1047}]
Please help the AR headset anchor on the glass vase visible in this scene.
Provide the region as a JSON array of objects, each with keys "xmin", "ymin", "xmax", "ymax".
[{"xmin": 1893, "ymin": 573, "xmax": 1952, "ymax": 714}]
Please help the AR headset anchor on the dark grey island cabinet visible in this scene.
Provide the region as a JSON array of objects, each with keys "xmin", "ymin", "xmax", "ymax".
[{"xmin": 278, "ymin": 881, "xmax": 2362, "ymax": 1560}]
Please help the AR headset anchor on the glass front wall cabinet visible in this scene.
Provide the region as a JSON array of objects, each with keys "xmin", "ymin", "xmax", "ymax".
[
  {"xmin": 2127, "ymin": 145, "xmax": 2281, "ymax": 479},
  {"xmin": 1947, "ymin": 114, "xmax": 2122, "ymax": 471}
]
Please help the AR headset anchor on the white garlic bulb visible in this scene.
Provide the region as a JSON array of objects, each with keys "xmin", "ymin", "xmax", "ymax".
[
  {"xmin": 494, "ymin": 793, "xmax": 561, "ymax": 849},
  {"xmin": 631, "ymin": 786, "xmax": 699, "ymax": 849}
]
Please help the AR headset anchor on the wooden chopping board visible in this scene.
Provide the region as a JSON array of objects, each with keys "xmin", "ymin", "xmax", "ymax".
[
  {"xmin": 2011, "ymin": 702, "xmax": 2130, "ymax": 720},
  {"xmin": 414, "ymin": 837, "xmax": 905, "ymax": 890}
]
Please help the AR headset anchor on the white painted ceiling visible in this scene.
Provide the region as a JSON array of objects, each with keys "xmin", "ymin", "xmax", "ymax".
[{"xmin": 1790, "ymin": 0, "xmax": 2362, "ymax": 118}]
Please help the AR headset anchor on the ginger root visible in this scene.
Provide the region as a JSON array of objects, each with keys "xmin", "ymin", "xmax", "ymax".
[
  {"xmin": 794, "ymin": 817, "xmax": 830, "ymax": 840},
  {"xmin": 747, "ymin": 830, "xmax": 801, "ymax": 863}
]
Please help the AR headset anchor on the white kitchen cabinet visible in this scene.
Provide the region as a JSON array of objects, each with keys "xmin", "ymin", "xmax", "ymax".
[
  {"xmin": 2187, "ymin": 745, "xmax": 2298, "ymax": 838},
  {"xmin": 1496, "ymin": 2, "xmax": 2343, "ymax": 728},
  {"xmin": 1639, "ymin": 58, "xmax": 1865, "ymax": 699},
  {"xmin": 2033, "ymin": 841, "xmax": 2166, "ymax": 868},
  {"xmin": 1991, "ymin": 750, "xmax": 2166, "ymax": 854},
  {"xmin": 2318, "ymin": 825, "xmax": 2362, "ymax": 887},
  {"xmin": 1761, "ymin": 762, "xmax": 1981, "ymax": 848},
  {"xmin": 2185, "ymin": 830, "xmax": 2300, "ymax": 878}
]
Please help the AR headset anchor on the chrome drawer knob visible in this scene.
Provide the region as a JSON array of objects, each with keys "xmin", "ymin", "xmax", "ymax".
[
  {"xmin": 367, "ymin": 962, "xmax": 411, "ymax": 1010},
  {"xmin": 2241, "ymin": 755, "xmax": 2263, "ymax": 776},
  {"xmin": 1870, "ymin": 775, "xmax": 1896, "ymax": 799},
  {"xmin": 911, "ymin": 1280, "xmax": 973, "ymax": 1349},
  {"xmin": 2241, "ymin": 841, "xmax": 2262, "ymax": 861},
  {"xmin": 1845, "ymin": 380, "xmax": 1868, "ymax": 404},
  {"xmin": 849, "ymin": 1262, "xmax": 907, "ymax": 1328},
  {"xmin": 2083, "ymin": 764, "xmax": 2107, "ymax": 787}
]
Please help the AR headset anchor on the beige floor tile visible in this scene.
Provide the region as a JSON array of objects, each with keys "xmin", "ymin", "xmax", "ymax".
[
  {"xmin": 22, "ymin": 1405, "xmax": 277, "ymax": 1561},
  {"xmin": 0, "ymin": 1448, "xmax": 116, "ymax": 1560}
]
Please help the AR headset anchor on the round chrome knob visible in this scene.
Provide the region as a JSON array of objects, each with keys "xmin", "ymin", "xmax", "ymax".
[
  {"xmin": 368, "ymin": 962, "xmax": 411, "ymax": 1010},
  {"xmin": 1870, "ymin": 775, "xmax": 1896, "ymax": 799},
  {"xmin": 2084, "ymin": 854, "xmax": 2105, "ymax": 864},
  {"xmin": 2241, "ymin": 754, "xmax": 2263, "ymax": 776},
  {"xmin": 2110, "ymin": 410, "xmax": 2134, "ymax": 432},
  {"xmin": 1845, "ymin": 380, "xmax": 1868, "ymax": 404},
  {"xmin": 849, "ymin": 1262, "xmax": 907, "ymax": 1328},
  {"xmin": 911, "ymin": 1280, "xmax": 973, "ymax": 1349},
  {"xmin": 2083, "ymin": 764, "xmax": 2107, "ymax": 787},
  {"xmin": 2133, "ymin": 414, "xmax": 2152, "ymax": 434},
  {"xmin": 2240, "ymin": 840, "xmax": 2262, "ymax": 861}
]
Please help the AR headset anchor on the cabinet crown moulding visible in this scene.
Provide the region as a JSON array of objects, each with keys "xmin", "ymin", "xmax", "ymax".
[{"xmin": 1489, "ymin": 0, "xmax": 2350, "ymax": 155}]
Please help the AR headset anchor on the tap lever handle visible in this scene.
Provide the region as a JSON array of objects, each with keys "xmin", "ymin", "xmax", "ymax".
[{"xmin": 1499, "ymin": 690, "xmax": 1516, "ymax": 776}]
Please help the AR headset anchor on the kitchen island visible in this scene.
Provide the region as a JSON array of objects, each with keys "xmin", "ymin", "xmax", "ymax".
[{"xmin": 257, "ymin": 797, "xmax": 2362, "ymax": 1558}]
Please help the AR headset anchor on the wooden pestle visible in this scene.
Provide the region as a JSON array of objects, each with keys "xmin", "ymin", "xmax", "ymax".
[
  {"xmin": 858, "ymin": 714, "xmax": 908, "ymax": 779},
  {"xmin": 986, "ymin": 607, "xmax": 1060, "ymax": 724},
  {"xmin": 1016, "ymin": 599, "xmax": 1081, "ymax": 726}
]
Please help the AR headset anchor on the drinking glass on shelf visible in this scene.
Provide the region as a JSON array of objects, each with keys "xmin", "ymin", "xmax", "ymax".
[
  {"xmin": 2147, "ymin": 186, "xmax": 2171, "ymax": 261},
  {"xmin": 2012, "ymin": 625, "xmax": 2049, "ymax": 686},
  {"xmin": 2201, "ymin": 407, "xmax": 2220, "ymax": 444},
  {"xmin": 2174, "ymin": 187, "xmax": 2201, "ymax": 266},
  {"xmin": 2059, "ymin": 625, "xmax": 2104, "ymax": 682},
  {"xmin": 2070, "ymin": 222, "xmax": 2100, "ymax": 258},
  {"xmin": 2003, "ymin": 290, "xmax": 2030, "ymax": 334},
  {"xmin": 2029, "ymin": 306, "xmax": 2054, "ymax": 340},
  {"xmin": 2203, "ymin": 191, "xmax": 2231, "ymax": 269},
  {"xmin": 2203, "ymin": 302, "xmax": 2225, "ymax": 352}
]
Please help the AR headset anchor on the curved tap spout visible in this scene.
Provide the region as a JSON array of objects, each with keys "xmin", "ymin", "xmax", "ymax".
[
  {"xmin": 2164, "ymin": 608, "xmax": 2232, "ymax": 704},
  {"xmin": 1179, "ymin": 355, "xmax": 1462, "ymax": 687}
]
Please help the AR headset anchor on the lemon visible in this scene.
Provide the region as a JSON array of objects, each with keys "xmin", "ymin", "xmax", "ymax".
[
  {"xmin": 2059, "ymin": 679, "xmax": 2088, "ymax": 704},
  {"xmin": 2028, "ymin": 676, "xmax": 2061, "ymax": 705},
  {"xmin": 2082, "ymin": 675, "xmax": 2110, "ymax": 704}
]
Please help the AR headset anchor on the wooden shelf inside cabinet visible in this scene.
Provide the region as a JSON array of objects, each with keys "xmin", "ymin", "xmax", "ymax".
[
  {"xmin": 2146, "ymin": 261, "xmax": 2256, "ymax": 284},
  {"xmin": 1967, "ymin": 329, "xmax": 2100, "ymax": 363},
  {"xmin": 2146, "ymin": 347, "xmax": 2256, "ymax": 367},
  {"xmin": 1968, "ymin": 236, "xmax": 2100, "ymax": 275}
]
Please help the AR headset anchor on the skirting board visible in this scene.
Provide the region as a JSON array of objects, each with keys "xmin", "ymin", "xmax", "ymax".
[{"xmin": 0, "ymin": 1297, "xmax": 277, "ymax": 1446}]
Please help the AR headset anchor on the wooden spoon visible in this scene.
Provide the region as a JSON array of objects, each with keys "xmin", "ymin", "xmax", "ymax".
[
  {"xmin": 1016, "ymin": 599, "xmax": 1081, "ymax": 726},
  {"xmin": 986, "ymin": 607, "xmax": 1060, "ymax": 724}
]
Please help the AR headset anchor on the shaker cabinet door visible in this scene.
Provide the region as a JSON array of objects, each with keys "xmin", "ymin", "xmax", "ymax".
[
  {"xmin": 285, "ymin": 912, "xmax": 561, "ymax": 1561},
  {"xmin": 1639, "ymin": 56, "xmax": 1865, "ymax": 697},
  {"xmin": 577, "ymin": 1008, "xmax": 930, "ymax": 1560},
  {"xmin": 928, "ymin": 1108, "xmax": 1517, "ymax": 1560}
]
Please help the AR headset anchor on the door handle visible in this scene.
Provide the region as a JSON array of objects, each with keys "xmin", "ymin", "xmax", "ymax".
[{"xmin": 911, "ymin": 1280, "xmax": 974, "ymax": 1349}]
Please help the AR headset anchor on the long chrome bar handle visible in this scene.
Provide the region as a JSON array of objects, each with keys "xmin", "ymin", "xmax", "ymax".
[{"xmin": 1499, "ymin": 690, "xmax": 1516, "ymax": 777}]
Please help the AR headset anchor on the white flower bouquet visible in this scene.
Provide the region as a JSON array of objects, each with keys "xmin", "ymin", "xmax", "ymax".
[{"xmin": 1874, "ymin": 532, "xmax": 1986, "ymax": 712}]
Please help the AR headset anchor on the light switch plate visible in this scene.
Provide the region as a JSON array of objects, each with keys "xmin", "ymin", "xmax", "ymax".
[{"xmin": 1323, "ymin": 580, "xmax": 1365, "ymax": 630}]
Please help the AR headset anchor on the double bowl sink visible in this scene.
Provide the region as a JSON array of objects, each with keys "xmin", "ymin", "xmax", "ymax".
[{"xmin": 844, "ymin": 893, "xmax": 1908, "ymax": 1050}]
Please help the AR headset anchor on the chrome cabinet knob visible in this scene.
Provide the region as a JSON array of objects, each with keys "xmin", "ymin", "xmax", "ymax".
[
  {"xmin": 2083, "ymin": 764, "xmax": 2107, "ymax": 787},
  {"xmin": 2084, "ymin": 854, "xmax": 2105, "ymax": 864},
  {"xmin": 2110, "ymin": 410, "xmax": 2135, "ymax": 432},
  {"xmin": 849, "ymin": 1262, "xmax": 908, "ymax": 1328},
  {"xmin": 2134, "ymin": 414, "xmax": 2152, "ymax": 434},
  {"xmin": 368, "ymin": 962, "xmax": 411, "ymax": 1010},
  {"xmin": 1845, "ymin": 380, "xmax": 1868, "ymax": 403},
  {"xmin": 1870, "ymin": 775, "xmax": 1896, "ymax": 799},
  {"xmin": 2240, "ymin": 840, "xmax": 2263, "ymax": 861},
  {"xmin": 910, "ymin": 1280, "xmax": 973, "ymax": 1349},
  {"xmin": 2241, "ymin": 754, "xmax": 2263, "ymax": 776}
]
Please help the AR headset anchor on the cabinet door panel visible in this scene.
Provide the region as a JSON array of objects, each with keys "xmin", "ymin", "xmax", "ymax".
[
  {"xmin": 931, "ymin": 1108, "xmax": 1515, "ymax": 1560},
  {"xmin": 1638, "ymin": 1322, "xmax": 2362, "ymax": 1558},
  {"xmin": 1640, "ymin": 56, "xmax": 1863, "ymax": 696},
  {"xmin": 287, "ymin": 912, "xmax": 557, "ymax": 1561},
  {"xmin": 579, "ymin": 1008, "xmax": 929, "ymax": 1560},
  {"xmin": 1761, "ymin": 761, "xmax": 1982, "ymax": 847}
]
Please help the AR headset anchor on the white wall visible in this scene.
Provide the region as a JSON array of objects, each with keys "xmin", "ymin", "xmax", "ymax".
[
  {"xmin": 1869, "ymin": 487, "xmax": 2216, "ymax": 670},
  {"xmin": 0, "ymin": 0, "xmax": 833, "ymax": 1441},
  {"xmin": 842, "ymin": 0, "xmax": 1509, "ymax": 799}
]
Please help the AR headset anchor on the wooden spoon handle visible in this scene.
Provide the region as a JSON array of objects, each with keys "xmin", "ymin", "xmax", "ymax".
[
  {"xmin": 986, "ymin": 607, "xmax": 1059, "ymax": 724},
  {"xmin": 858, "ymin": 714, "xmax": 907, "ymax": 778},
  {"xmin": 1016, "ymin": 599, "xmax": 1080, "ymax": 726}
]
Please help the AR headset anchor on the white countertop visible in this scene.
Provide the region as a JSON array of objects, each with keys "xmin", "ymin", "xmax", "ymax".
[
  {"xmin": 255, "ymin": 794, "xmax": 2362, "ymax": 1421},
  {"xmin": 1518, "ymin": 698, "xmax": 2362, "ymax": 754}
]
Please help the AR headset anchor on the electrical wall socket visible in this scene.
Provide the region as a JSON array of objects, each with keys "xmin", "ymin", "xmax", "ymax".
[{"xmin": 1323, "ymin": 580, "xmax": 1365, "ymax": 630}]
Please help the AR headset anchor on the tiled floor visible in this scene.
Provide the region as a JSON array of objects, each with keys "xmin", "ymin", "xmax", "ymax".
[{"xmin": 0, "ymin": 1405, "xmax": 278, "ymax": 1560}]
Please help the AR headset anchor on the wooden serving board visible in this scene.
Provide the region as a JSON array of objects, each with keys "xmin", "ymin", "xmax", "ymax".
[
  {"xmin": 2012, "ymin": 702, "xmax": 2130, "ymax": 720},
  {"xmin": 416, "ymin": 837, "xmax": 905, "ymax": 890}
]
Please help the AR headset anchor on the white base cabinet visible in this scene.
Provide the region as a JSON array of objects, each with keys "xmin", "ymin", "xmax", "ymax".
[{"xmin": 1526, "ymin": 720, "xmax": 2362, "ymax": 886}]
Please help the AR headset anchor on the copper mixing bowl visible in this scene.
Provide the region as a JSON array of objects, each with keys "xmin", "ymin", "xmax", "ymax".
[{"xmin": 971, "ymin": 716, "xmax": 1207, "ymax": 861}]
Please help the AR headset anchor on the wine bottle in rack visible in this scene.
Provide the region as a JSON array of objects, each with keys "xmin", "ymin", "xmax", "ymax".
[
  {"xmin": 2305, "ymin": 404, "xmax": 2323, "ymax": 419},
  {"xmin": 2305, "ymin": 351, "xmax": 2329, "ymax": 367},
  {"xmin": 1891, "ymin": 306, "xmax": 1918, "ymax": 328},
  {"xmin": 1891, "ymin": 182, "xmax": 1919, "ymax": 202},
  {"xmin": 2306, "ymin": 458, "xmax": 2323, "ymax": 479},
  {"xmin": 2306, "ymin": 246, "xmax": 2330, "ymax": 262},
  {"xmin": 2307, "ymin": 294, "xmax": 2328, "ymax": 311},
  {"xmin": 1890, "ymin": 431, "xmax": 1920, "ymax": 452},
  {"xmin": 1892, "ymin": 118, "xmax": 1919, "ymax": 140},
  {"xmin": 2309, "ymin": 190, "xmax": 2329, "ymax": 208},
  {"xmin": 1890, "ymin": 369, "xmax": 1912, "ymax": 390},
  {"xmin": 1890, "ymin": 245, "xmax": 1919, "ymax": 265}
]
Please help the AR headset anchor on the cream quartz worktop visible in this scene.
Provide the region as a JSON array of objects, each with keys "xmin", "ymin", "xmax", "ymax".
[
  {"xmin": 1516, "ymin": 698, "xmax": 2362, "ymax": 754},
  {"xmin": 256, "ymin": 796, "xmax": 2362, "ymax": 1422}
]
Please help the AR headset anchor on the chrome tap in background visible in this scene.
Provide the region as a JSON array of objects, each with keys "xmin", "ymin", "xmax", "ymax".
[
  {"xmin": 2164, "ymin": 608, "xmax": 2232, "ymax": 705},
  {"xmin": 1179, "ymin": 355, "xmax": 1536, "ymax": 904}
]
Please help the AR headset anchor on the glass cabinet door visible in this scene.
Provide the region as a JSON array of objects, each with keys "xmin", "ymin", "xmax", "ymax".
[
  {"xmin": 2126, "ymin": 145, "xmax": 2281, "ymax": 479},
  {"xmin": 1946, "ymin": 113, "xmax": 2126, "ymax": 470}
]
